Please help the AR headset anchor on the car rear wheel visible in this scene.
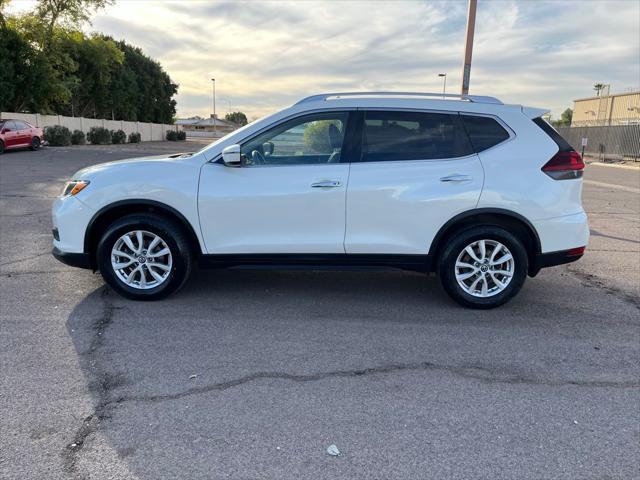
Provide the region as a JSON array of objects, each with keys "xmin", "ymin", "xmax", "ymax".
[
  {"xmin": 438, "ymin": 226, "xmax": 528, "ymax": 309},
  {"xmin": 30, "ymin": 137, "xmax": 41, "ymax": 151},
  {"xmin": 96, "ymin": 213, "xmax": 192, "ymax": 300},
  {"xmin": 0, "ymin": 140, "xmax": 4, "ymax": 154}
]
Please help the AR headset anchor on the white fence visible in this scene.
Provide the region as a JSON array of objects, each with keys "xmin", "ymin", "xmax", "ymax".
[{"xmin": 0, "ymin": 112, "xmax": 181, "ymax": 142}]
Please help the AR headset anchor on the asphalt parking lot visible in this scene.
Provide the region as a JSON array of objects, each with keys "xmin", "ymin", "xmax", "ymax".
[{"xmin": 1, "ymin": 142, "xmax": 638, "ymax": 479}]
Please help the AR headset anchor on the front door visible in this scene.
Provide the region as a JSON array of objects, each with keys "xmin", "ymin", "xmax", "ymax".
[
  {"xmin": 345, "ymin": 110, "xmax": 485, "ymax": 255},
  {"xmin": 2, "ymin": 121, "xmax": 19, "ymax": 148},
  {"xmin": 198, "ymin": 111, "xmax": 353, "ymax": 254}
]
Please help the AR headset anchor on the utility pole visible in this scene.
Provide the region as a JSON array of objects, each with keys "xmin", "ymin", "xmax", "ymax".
[
  {"xmin": 211, "ymin": 78, "xmax": 216, "ymax": 135},
  {"xmin": 461, "ymin": 0, "xmax": 477, "ymax": 95}
]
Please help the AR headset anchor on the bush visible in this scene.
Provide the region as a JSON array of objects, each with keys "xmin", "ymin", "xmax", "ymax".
[
  {"xmin": 177, "ymin": 130, "xmax": 186, "ymax": 141},
  {"xmin": 43, "ymin": 125, "xmax": 72, "ymax": 146},
  {"xmin": 87, "ymin": 127, "xmax": 112, "ymax": 145},
  {"xmin": 128, "ymin": 132, "xmax": 141, "ymax": 143},
  {"xmin": 166, "ymin": 130, "xmax": 178, "ymax": 141},
  {"xmin": 111, "ymin": 129, "xmax": 126, "ymax": 144},
  {"xmin": 70, "ymin": 130, "xmax": 86, "ymax": 145}
]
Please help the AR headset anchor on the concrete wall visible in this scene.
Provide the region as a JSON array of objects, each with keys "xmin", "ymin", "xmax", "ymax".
[{"xmin": 0, "ymin": 112, "xmax": 181, "ymax": 142}]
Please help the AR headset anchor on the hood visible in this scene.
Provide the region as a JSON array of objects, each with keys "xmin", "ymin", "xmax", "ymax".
[{"xmin": 72, "ymin": 152, "xmax": 200, "ymax": 179}]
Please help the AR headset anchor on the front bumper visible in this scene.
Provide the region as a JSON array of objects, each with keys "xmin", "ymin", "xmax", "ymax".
[{"xmin": 52, "ymin": 247, "xmax": 92, "ymax": 269}]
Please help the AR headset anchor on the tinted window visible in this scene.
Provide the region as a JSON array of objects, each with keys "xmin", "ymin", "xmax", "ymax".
[
  {"xmin": 461, "ymin": 115, "xmax": 510, "ymax": 152},
  {"xmin": 241, "ymin": 112, "xmax": 348, "ymax": 166},
  {"xmin": 533, "ymin": 117, "xmax": 574, "ymax": 152},
  {"xmin": 361, "ymin": 111, "xmax": 473, "ymax": 162}
]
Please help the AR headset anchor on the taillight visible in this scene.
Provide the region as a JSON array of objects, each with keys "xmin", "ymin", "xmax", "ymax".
[
  {"xmin": 542, "ymin": 151, "xmax": 584, "ymax": 180},
  {"xmin": 566, "ymin": 246, "xmax": 586, "ymax": 257}
]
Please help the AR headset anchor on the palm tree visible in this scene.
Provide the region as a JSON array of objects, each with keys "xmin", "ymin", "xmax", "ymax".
[{"xmin": 593, "ymin": 83, "xmax": 605, "ymax": 96}]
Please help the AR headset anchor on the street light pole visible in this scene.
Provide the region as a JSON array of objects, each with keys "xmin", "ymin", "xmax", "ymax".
[
  {"xmin": 211, "ymin": 78, "xmax": 216, "ymax": 135},
  {"xmin": 461, "ymin": 0, "xmax": 477, "ymax": 95},
  {"xmin": 438, "ymin": 73, "xmax": 447, "ymax": 97}
]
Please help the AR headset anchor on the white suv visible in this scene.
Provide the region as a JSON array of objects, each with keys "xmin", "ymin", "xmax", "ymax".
[{"xmin": 52, "ymin": 92, "xmax": 588, "ymax": 308}]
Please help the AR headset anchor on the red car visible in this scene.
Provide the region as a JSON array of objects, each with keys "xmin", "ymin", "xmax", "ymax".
[{"xmin": 0, "ymin": 119, "xmax": 43, "ymax": 153}]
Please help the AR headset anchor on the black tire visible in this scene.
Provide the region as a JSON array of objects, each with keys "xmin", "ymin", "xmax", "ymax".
[
  {"xmin": 96, "ymin": 213, "xmax": 192, "ymax": 300},
  {"xmin": 0, "ymin": 140, "xmax": 4, "ymax": 154},
  {"xmin": 30, "ymin": 137, "xmax": 41, "ymax": 151},
  {"xmin": 438, "ymin": 226, "xmax": 528, "ymax": 309}
]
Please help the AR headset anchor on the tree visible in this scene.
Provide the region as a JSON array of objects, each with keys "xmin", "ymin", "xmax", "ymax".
[
  {"xmin": 0, "ymin": 0, "xmax": 10, "ymax": 27},
  {"xmin": 559, "ymin": 108, "xmax": 573, "ymax": 126},
  {"xmin": 36, "ymin": 0, "xmax": 112, "ymax": 51},
  {"xmin": 1, "ymin": 10, "xmax": 177, "ymax": 122},
  {"xmin": 225, "ymin": 111, "xmax": 248, "ymax": 126},
  {"xmin": 593, "ymin": 83, "xmax": 605, "ymax": 96}
]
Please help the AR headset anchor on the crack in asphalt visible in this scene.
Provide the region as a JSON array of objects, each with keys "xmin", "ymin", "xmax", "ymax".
[
  {"xmin": 59, "ymin": 283, "xmax": 639, "ymax": 477},
  {"xmin": 61, "ymin": 287, "xmax": 117, "ymax": 478},
  {"xmin": 0, "ymin": 251, "xmax": 51, "ymax": 267},
  {"xmin": 118, "ymin": 363, "xmax": 639, "ymax": 406},
  {"xmin": 567, "ymin": 266, "xmax": 640, "ymax": 309},
  {"xmin": 1, "ymin": 269, "xmax": 69, "ymax": 277}
]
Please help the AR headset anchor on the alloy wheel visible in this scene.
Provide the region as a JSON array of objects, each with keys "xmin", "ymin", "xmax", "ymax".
[
  {"xmin": 111, "ymin": 230, "xmax": 173, "ymax": 290},
  {"xmin": 454, "ymin": 239, "xmax": 514, "ymax": 298}
]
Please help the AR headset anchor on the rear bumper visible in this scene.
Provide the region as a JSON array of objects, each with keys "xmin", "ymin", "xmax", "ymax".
[
  {"xmin": 529, "ymin": 247, "xmax": 585, "ymax": 277},
  {"xmin": 52, "ymin": 247, "xmax": 92, "ymax": 269}
]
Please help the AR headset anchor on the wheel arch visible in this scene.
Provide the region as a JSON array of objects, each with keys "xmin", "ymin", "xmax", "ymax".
[
  {"xmin": 428, "ymin": 208, "xmax": 541, "ymax": 274},
  {"xmin": 84, "ymin": 200, "xmax": 203, "ymax": 267}
]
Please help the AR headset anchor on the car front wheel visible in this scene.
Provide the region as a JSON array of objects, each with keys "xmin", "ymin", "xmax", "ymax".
[
  {"xmin": 96, "ymin": 213, "xmax": 192, "ymax": 300},
  {"xmin": 30, "ymin": 137, "xmax": 41, "ymax": 150},
  {"xmin": 438, "ymin": 226, "xmax": 528, "ymax": 309}
]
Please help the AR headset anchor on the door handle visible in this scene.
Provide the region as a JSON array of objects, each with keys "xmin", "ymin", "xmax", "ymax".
[
  {"xmin": 440, "ymin": 174, "xmax": 472, "ymax": 183},
  {"xmin": 311, "ymin": 180, "xmax": 342, "ymax": 188}
]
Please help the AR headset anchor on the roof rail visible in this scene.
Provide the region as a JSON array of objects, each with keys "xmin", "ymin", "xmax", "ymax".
[{"xmin": 295, "ymin": 92, "xmax": 503, "ymax": 105}]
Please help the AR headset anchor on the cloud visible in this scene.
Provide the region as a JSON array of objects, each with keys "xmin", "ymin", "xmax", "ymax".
[{"xmin": 79, "ymin": 0, "xmax": 640, "ymax": 119}]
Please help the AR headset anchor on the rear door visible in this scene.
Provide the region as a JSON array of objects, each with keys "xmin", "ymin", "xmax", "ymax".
[
  {"xmin": 13, "ymin": 121, "xmax": 31, "ymax": 147},
  {"xmin": 345, "ymin": 110, "xmax": 484, "ymax": 254}
]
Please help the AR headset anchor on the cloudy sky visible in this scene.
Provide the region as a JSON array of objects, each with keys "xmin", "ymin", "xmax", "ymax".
[{"xmin": 9, "ymin": 0, "xmax": 640, "ymax": 119}]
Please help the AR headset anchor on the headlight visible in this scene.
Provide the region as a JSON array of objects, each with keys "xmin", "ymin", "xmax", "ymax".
[{"xmin": 61, "ymin": 180, "xmax": 90, "ymax": 197}]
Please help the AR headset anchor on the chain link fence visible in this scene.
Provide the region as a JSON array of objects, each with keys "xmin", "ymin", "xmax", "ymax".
[{"xmin": 557, "ymin": 123, "xmax": 640, "ymax": 162}]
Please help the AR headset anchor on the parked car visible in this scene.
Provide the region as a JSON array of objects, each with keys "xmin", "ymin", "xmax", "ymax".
[
  {"xmin": 0, "ymin": 119, "xmax": 43, "ymax": 153},
  {"xmin": 51, "ymin": 92, "xmax": 588, "ymax": 308}
]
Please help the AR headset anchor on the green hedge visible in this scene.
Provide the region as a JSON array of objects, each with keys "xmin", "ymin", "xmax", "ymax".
[
  {"xmin": 111, "ymin": 129, "xmax": 126, "ymax": 144},
  {"xmin": 71, "ymin": 130, "xmax": 86, "ymax": 145},
  {"xmin": 128, "ymin": 132, "xmax": 141, "ymax": 143},
  {"xmin": 166, "ymin": 130, "xmax": 178, "ymax": 141},
  {"xmin": 44, "ymin": 125, "xmax": 72, "ymax": 146},
  {"xmin": 87, "ymin": 127, "xmax": 112, "ymax": 145}
]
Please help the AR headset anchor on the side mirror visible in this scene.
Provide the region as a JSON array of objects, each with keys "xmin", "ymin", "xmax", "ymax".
[
  {"xmin": 221, "ymin": 144, "xmax": 241, "ymax": 167},
  {"xmin": 263, "ymin": 141, "xmax": 274, "ymax": 156},
  {"xmin": 1, "ymin": 128, "xmax": 10, "ymax": 134}
]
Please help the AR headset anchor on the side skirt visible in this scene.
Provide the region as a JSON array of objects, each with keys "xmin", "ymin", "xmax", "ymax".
[{"xmin": 199, "ymin": 253, "xmax": 433, "ymax": 273}]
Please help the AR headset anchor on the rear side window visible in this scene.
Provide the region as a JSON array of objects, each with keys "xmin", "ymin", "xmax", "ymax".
[
  {"xmin": 461, "ymin": 115, "xmax": 510, "ymax": 152},
  {"xmin": 533, "ymin": 117, "xmax": 574, "ymax": 152},
  {"xmin": 361, "ymin": 111, "xmax": 473, "ymax": 162}
]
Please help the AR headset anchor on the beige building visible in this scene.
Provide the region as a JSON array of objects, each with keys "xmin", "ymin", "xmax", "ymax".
[{"xmin": 572, "ymin": 91, "xmax": 640, "ymax": 126}]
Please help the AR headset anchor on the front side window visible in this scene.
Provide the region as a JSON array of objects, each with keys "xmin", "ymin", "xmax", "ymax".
[
  {"xmin": 241, "ymin": 112, "xmax": 349, "ymax": 166},
  {"xmin": 361, "ymin": 111, "xmax": 473, "ymax": 162},
  {"xmin": 14, "ymin": 121, "xmax": 28, "ymax": 130}
]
